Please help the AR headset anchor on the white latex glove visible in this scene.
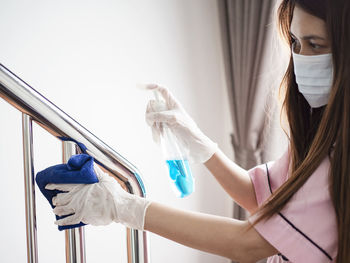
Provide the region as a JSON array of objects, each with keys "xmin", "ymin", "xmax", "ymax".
[
  {"xmin": 45, "ymin": 165, "xmax": 151, "ymax": 230},
  {"xmin": 145, "ymin": 84, "xmax": 218, "ymax": 163}
]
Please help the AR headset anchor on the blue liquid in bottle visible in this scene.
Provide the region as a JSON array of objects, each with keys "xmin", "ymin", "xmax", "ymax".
[{"xmin": 166, "ymin": 159, "xmax": 194, "ymax": 198}]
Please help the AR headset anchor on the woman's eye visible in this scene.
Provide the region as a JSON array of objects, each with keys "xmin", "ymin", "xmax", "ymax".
[
  {"xmin": 291, "ymin": 37, "xmax": 300, "ymax": 46},
  {"xmin": 309, "ymin": 42, "xmax": 322, "ymax": 49}
]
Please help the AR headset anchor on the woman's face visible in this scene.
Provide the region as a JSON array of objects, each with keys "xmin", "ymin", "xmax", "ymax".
[{"xmin": 290, "ymin": 5, "xmax": 331, "ymax": 55}]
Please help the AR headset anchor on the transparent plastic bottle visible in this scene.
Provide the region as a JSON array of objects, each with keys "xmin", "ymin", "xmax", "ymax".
[{"xmin": 153, "ymin": 91, "xmax": 194, "ymax": 198}]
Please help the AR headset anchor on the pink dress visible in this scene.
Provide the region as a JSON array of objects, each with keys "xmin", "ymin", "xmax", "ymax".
[{"xmin": 248, "ymin": 149, "xmax": 338, "ymax": 262}]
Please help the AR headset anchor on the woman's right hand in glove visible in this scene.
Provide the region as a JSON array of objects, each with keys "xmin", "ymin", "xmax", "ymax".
[
  {"xmin": 46, "ymin": 164, "xmax": 151, "ymax": 230},
  {"xmin": 145, "ymin": 84, "xmax": 218, "ymax": 164}
]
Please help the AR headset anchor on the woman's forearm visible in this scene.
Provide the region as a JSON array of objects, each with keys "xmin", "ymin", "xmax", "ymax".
[
  {"xmin": 204, "ymin": 150, "xmax": 258, "ymax": 212},
  {"xmin": 143, "ymin": 202, "xmax": 277, "ymax": 262}
]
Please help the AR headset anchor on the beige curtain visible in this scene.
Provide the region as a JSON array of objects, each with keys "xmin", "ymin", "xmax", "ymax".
[{"xmin": 217, "ymin": 0, "xmax": 276, "ymax": 222}]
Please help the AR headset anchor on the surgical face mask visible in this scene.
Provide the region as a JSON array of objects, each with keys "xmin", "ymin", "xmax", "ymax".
[{"xmin": 292, "ymin": 49, "xmax": 334, "ymax": 108}]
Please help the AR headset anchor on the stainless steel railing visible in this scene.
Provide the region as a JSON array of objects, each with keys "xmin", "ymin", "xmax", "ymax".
[{"xmin": 0, "ymin": 63, "xmax": 150, "ymax": 263}]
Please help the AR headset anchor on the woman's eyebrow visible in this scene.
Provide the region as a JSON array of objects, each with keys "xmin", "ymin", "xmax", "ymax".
[{"xmin": 289, "ymin": 31, "xmax": 326, "ymax": 41}]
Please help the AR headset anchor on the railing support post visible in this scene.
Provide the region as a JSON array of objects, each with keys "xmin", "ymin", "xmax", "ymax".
[
  {"xmin": 127, "ymin": 229, "xmax": 150, "ymax": 263},
  {"xmin": 22, "ymin": 113, "xmax": 38, "ymax": 263},
  {"xmin": 62, "ymin": 141, "xmax": 86, "ymax": 263}
]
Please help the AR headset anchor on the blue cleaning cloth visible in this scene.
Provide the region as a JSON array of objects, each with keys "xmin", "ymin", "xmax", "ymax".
[
  {"xmin": 36, "ymin": 154, "xmax": 99, "ymax": 231},
  {"xmin": 58, "ymin": 136, "xmax": 88, "ymax": 154}
]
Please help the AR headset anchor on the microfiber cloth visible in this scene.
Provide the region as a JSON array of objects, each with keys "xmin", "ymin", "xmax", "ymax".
[{"xmin": 36, "ymin": 153, "xmax": 99, "ymax": 231}]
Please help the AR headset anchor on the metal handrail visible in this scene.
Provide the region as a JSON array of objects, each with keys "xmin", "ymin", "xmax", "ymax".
[{"xmin": 0, "ymin": 63, "xmax": 149, "ymax": 263}]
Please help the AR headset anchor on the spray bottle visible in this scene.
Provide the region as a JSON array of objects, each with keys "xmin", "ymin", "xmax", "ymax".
[{"xmin": 153, "ymin": 90, "xmax": 194, "ymax": 198}]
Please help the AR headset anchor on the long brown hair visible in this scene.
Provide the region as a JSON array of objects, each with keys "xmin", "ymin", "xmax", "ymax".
[{"xmin": 253, "ymin": 0, "xmax": 350, "ymax": 262}]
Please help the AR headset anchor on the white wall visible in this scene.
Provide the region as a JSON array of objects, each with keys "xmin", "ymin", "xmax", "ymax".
[{"xmin": 0, "ymin": 1, "xmax": 234, "ymax": 262}]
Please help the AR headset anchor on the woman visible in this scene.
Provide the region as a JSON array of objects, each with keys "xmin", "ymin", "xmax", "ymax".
[{"xmin": 47, "ymin": 0, "xmax": 349, "ymax": 262}]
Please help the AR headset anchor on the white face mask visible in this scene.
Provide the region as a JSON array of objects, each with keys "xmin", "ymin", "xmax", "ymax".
[{"xmin": 292, "ymin": 50, "xmax": 334, "ymax": 108}]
